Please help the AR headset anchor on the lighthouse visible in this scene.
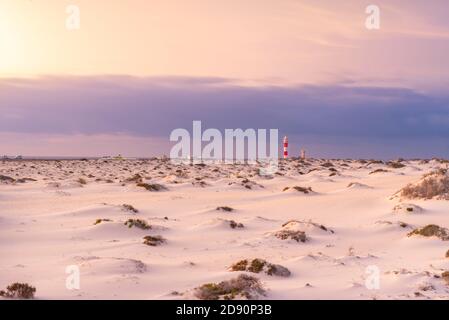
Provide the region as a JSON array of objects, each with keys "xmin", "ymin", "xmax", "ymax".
[{"xmin": 283, "ymin": 136, "xmax": 288, "ymax": 159}]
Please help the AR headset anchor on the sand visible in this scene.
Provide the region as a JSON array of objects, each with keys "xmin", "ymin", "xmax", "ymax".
[{"xmin": 1, "ymin": 158, "xmax": 449, "ymax": 299}]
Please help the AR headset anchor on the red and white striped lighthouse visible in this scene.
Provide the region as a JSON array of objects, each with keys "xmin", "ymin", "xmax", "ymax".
[{"xmin": 283, "ymin": 136, "xmax": 288, "ymax": 159}]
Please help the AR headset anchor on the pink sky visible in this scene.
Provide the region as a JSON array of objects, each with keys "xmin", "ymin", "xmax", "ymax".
[{"xmin": 1, "ymin": 0, "xmax": 448, "ymax": 89}]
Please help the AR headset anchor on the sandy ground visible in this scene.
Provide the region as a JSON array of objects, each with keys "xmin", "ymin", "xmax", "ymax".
[{"xmin": 1, "ymin": 158, "xmax": 449, "ymax": 300}]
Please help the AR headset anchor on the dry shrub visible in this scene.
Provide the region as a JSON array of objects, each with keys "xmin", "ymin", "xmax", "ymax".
[
  {"xmin": 367, "ymin": 160, "xmax": 384, "ymax": 165},
  {"xmin": 274, "ymin": 230, "xmax": 307, "ymax": 243},
  {"xmin": 216, "ymin": 206, "xmax": 234, "ymax": 212},
  {"xmin": 16, "ymin": 178, "xmax": 37, "ymax": 183},
  {"xmin": 124, "ymin": 218, "xmax": 151, "ymax": 230},
  {"xmin": 0, "ymin": 175, "xmax": 15, "ymax": 183},
  {"xmin": 387, "ymin": 161, "xmax": 406, "ymax": 169},
  {"xmin": 230, "ymin": 259, "xmax": 248, "ymax": 271},
  {"xmin": 137, "ymin": 183, "xmax": 167, "ymax": 191},
  {"xmin": 442, "ymin": 271, "xmax": 449, "ymax": 285},
  {"xmin": 369, "ymin": 169, "xmax": 389, "ymax": 175},
  {"xmin": 400, "ymin": 169, "xmax": 449, "ymax": 200},
  {"xmin": 0, "ymin": 283, "xmax": 36, "ymax": 299},
  {"xmin": 192, "ymin": 180, "xmax": 208, "ymax": 187},
  {"xmin": 229, "ymin": 259, "xmax": 291, "ymax": 277},
  {"xmin": 94, "ymin": 218, "xmax": 112, "ymax": 225},
  {"xmin": 408, "ymin": 224, "xmax": 449, "ymax": 241},
  {"xmin": 143, "ymin": 235, "xmax": 166, "ymax": 246},
  {"xmin": 283, "ymin": 186, "xmax": 313, "ymax": 194},
  {"xmin": 240, "ymin": 178, "xmax": 262, "ymax": 189},
  {"xmin": 229, "ymin": 220, "xmax": 244, "ymax": 229},
  {"xmin": 321, "ymin": 162, "xmax": 334, "ymax": 168},
  {"xmin": 125, "ymin": 173, "xmax": 143, "ymax": 183},
  {"xmin": 122, "ymin": 204, "xmax": 139, "ymax": 213},
  {"xmin": 194, "ymin": 274, "xmax": 265, "ymax": 300}
]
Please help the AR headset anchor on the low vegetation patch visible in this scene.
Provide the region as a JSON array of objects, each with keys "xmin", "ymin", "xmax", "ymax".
[
  {"xmin": 122, "ymin": 204, "xmax": 139, "ymax": 213},
  {"xmin": 192, "ymin": 180, "xmax": 208, "ymax": 187},
  {"xmin": 367, "ymin": 160, "xmax": 384, "ymax": 165},
  {"xmin": 240, "ymin": 179, "xmax": 262, "ymax": 190},
  {"xmin": 229, "ymin": 259, "xmax": 291, "ymax": 277},
  {"xmin": 16, "ymin": 178, "xmax": 37, "ymax": 183},
  {"xmin": 408, "ymin": 224, "xmax": 449, "ymax": 241},
  {"xmin": 124, "ymin": 218, "xmax": 151, "ymax": 230},
  {"xmin": 442, "ymin": 271, "xmax": 449, "ymax": 285},
  {"xmin": 274, "ymin": 230, "xmax": 307, "ymax": 243},
  {"xmin": 229, "ymin": 220, "xmax": 244, "ymax": 229},
  {"xmin": 369, "ymin": 169, "xmax": 389, "ymax": 175},
  {"xmin": 283, "ymin": 186, "xmax": 313, "ymax": 194},
  {"xmin": 216, "ymin": 206, "xmax": 234, "ymax": 212},
  {"xmin": 321, "ymin": 162, "xmax": 334, "ymax": 168},
  {"xmin": 387, "ymin": 161, "xmax": 406, "ymax": 169},
  {"xmin": 125, "ymin": 173, "xmax": 143, "ymax": 183},
  {"xmin": 137, "ymin": 183, "xmax": 167, "ymax": 191},
  {"xmin": 0, "ymin": 175, "xmax": 15, "ymax": 183},
  {"xmin": 0, "ymin": 283, "xmax": 36, "ymax": 299},
  {"xmin": 399, "ymin": 169, "xmax": 449, "ymax": 200},
  {"xmin": 143, "ymin": 235, "xmax": 166, "ymax": 246},
  {"xmin": 94, "ymin": 218, "xmax": 112, "ymax": 225},
  {"xmin": 194, "ymin": 274, "xmax": 265, "ymax": 300}
]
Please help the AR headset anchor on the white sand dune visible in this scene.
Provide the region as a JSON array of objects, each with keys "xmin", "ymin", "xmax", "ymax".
[{"xmin": 1, "ymin": 158, "xmax": 449, "ymax": 299}]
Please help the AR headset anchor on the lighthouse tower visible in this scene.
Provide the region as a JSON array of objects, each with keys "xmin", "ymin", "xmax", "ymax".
[{"xmin": 283, "ymin": 136, "xmax": 288, "ymax": 159}]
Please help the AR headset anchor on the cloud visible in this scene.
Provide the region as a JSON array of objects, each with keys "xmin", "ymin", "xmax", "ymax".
[{"xmin": 1, "ymin": 75, "xmax": 449, "ymax": 158}]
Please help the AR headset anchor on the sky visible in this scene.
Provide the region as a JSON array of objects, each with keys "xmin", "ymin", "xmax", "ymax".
[{"xmin": 0, "ymin": 0, "xmax": 449, "ymax": 158}]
